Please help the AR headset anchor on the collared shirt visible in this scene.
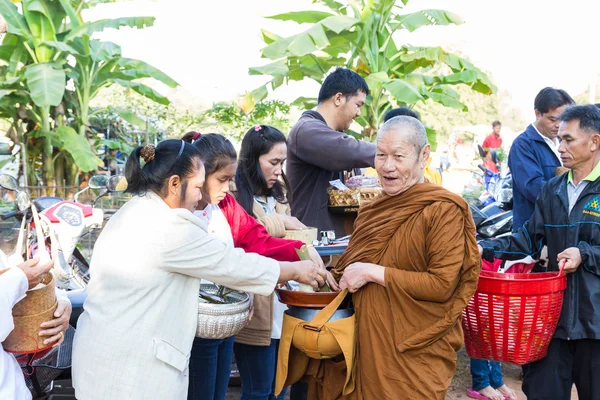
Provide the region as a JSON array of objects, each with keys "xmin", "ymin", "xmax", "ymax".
[
  {"xmin": 567, "ymin": 160, "xmax": 600, "ymax": 213},
  {"xmin": 254, "ymin": 195, "xmax": 277, "ymax": 215},
  {"xmin": 195, "ymin": 204, "xmax": 235, "ymax": 286},
  {"xmin": 532, "ymin": 123, "xmax": 562, "ymax": 164}
]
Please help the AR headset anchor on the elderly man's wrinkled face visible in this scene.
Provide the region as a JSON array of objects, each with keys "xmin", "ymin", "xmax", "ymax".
[{"xmin": 375, "ymin": 130, "xmax": 430, "ymax": 196}]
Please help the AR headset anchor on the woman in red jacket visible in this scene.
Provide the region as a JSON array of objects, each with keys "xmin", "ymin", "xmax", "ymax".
[{"xmin": 182, "ymin": 132, "xmax": 328, "ymax": 400}]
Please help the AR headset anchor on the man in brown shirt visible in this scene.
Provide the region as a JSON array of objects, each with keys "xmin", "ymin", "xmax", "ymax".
[{"xmin": 286, "ymin": 68, "xmax": 376, "ymax": 236}]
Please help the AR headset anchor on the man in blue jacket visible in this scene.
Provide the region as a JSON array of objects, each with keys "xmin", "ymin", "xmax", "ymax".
[
  {"xmin": 479, "ymin": 105, "xmax": 600, "ymax": 399},
  {"xmin": 508, "ymin": 87, "xmax": 574, "ymax": 229}
]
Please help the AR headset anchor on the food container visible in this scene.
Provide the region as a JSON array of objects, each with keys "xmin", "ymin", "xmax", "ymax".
[
  {"xmin": 196, "ymin": 283, "xmax": 251, "ymax": 339},
  {"xmin": 284, "ymin": 227, "xmax": 318, "ymax": 244},
  {"xmin": 286, "ymin": 306, "xmax": 353, "ymax": 321},
  {"xmin": 275, "ymin": 288, "xmax": 341, "ymax": 309},
  {"xmin": 328, "ymin": 177, "xmax": 382, "ymax": 208},
  {"xmin": 2, "ymin": 269, "xmax": 58, "ymax": 354},
  {"xmin": 328, "ymin": 187, "xmax": 359, "ymax": 206}
]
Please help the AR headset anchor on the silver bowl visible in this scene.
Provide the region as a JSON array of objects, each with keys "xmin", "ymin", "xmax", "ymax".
[{"xmin": 196, "ymin": 284, "xmax": 251, "ymax": 339}]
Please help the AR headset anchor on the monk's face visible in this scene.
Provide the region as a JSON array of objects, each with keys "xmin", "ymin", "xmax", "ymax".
[{"xmin": 375, "ymin": 130, "xmax": 430, "ymax": 196}]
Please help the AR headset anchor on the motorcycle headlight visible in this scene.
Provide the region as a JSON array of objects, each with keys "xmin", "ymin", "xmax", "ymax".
[{"xmin": 479, "ymin": 217, "xmax": 512, "ymax": 237}]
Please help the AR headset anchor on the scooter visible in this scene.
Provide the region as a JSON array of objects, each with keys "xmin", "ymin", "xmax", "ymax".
[
  {"xmin": 0, "ymin": 174, "xmax": 126, "ymax": 399},
  {"xmin": 0, "ymin": 174, "xmax": 126, "ymax": 317},
  {"xmin": 469, "ymin": 174, "xmax": 513, "ymax": 239}
]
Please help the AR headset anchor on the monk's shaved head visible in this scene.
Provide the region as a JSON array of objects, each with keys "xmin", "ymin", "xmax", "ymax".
[{"xmin": 377, "ymin": 116, "xmax": 428, "ymax": 151}]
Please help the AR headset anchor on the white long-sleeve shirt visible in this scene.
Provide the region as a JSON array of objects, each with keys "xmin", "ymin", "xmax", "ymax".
[
  {"xmin": 0, "ymin": 267, "xmax": 32, "ymax": 400},
  {"xmin": 72, "ymin": 192, "xmax": 280, "ymax": 400}
]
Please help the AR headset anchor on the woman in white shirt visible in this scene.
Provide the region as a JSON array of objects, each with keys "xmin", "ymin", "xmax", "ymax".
[
  {"xmin": 181, "ymin": 132, "xmax": 328, "ymax": 400},
  {"xmin": 71, "ymin": 140, "xmax": 325, "ymax": 400}
]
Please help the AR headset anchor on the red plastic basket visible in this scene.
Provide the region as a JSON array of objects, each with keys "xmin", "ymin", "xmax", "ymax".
[{"xmin": 462, "ymin": 270, "xmax": 566, "ymax": 365}]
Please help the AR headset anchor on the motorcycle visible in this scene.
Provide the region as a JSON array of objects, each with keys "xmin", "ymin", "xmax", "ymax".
[
  {"xmin": 0, "ymin": 174, "xmax": 126, "ymax": 399},
  {"xmin": 0, "ymin": 173, "xmax": 126, "ymax": 321},
  {"xmin": 465, "ymin": 147, "xmax": 536, "ymax": 273},
  {"xmin": 468, "ymin": 146, "xmax": 513, "ymax": 239}
]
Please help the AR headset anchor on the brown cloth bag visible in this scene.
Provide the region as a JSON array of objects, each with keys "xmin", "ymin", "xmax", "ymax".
[{"xmin": 275, "ymin": 289, "xmax": 355, "ymax": 397}]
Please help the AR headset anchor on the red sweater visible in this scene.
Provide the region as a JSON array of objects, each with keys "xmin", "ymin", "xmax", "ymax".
[{"xmin": 218, "ymin": 194, "xmax": 302, "ymax": 262}]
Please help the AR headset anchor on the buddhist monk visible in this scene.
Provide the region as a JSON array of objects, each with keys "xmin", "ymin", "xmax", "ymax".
[{"xmin": 332, "ymin": 116, "xmax": 481, "ymax": 399}]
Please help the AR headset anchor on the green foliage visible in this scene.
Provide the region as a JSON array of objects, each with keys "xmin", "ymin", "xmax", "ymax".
[
  {"xmin": 55, "ymin": 126, "xmax": 104, "ymax": 171},
  {"xmin": 203, "ymin": 100, "xmax": 292, "ymax": 141},
  {"xmin": 91, "ymin": 85, "xmax": 203, "ymax": 140},
  {"xmin": 0, "ymin": 0, "xmax": 177, "ymax": 188},
  {"xmin": 24, "ymin": 63, "xmax": 65, "ymax": 107},
  {"xmin": 248, "ymin": 0, "xmax": 497, "ymax": 145}
]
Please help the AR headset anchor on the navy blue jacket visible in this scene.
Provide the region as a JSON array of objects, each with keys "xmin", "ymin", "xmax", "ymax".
[
  {"xmin": 508, "ymin": 124, "xmax": 561, "ymax": 229},
  {"xmin": 481, "ymin": 172, "xmax": 600, "ymax": 340}
]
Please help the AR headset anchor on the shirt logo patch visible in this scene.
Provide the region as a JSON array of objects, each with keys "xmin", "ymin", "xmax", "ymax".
[{"xmin": 583, "ymin": 196, "xmax": 600, "ymax": 217}]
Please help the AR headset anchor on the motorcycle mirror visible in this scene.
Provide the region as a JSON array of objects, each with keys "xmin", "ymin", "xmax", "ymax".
[
  {"xmin": 0, "ymin": 174, "xmax": 18, "ymax": 191},
  {"xmin": 477, "ymin": 145, "xmax": 487, "ymax": 159},
  {"xmin": 108, "ymin": 175, "xmax": 128, "ymax": 192},
  {"xmin": 490, "ymin": 149, "xmax": 499, "ymax": 164},
  {"xmin": 16, "ymin": 190, "xmax": 30, "ymax": 212},
  {"xmin": 88, "ymin": 174, "xmax": 110, "ymax": 190}
]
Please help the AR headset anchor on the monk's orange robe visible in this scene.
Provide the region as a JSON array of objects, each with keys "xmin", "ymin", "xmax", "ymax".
[{"xmin": 323, "ymin": 182, "xmax": 480, "ymax": 399}]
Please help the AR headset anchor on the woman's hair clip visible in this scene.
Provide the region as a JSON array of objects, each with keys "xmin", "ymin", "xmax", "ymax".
[
  {"xmin": 254, "ymin": 125, "xmax": 262, "ymax": 132},
  {"xmin": 193, "ymin": 132, "xmax": 201, "ymax": 141},
  {"xmin": 140, "ymin": 145, "xmax": 156, "ymax": 163}
]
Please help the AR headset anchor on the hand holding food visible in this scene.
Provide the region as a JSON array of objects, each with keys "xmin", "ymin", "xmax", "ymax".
[
  {"xmin": 294, "ymin": 260, "xmax": 326, "ymax": 291},
  {"xmin": 17, "ymin": 257, "xmax": 53, "ymax": 289}
]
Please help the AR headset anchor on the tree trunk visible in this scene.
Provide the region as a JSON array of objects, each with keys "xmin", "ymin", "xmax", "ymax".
[
  {"xmin": 65, "ymin": 156, "xmax": 79, "ymax": 200},
  {"xmin": 40, "ymin": 108, "xmax": 55, "ymax": 195},
  {"xmin": 55, "ymin": 154, "xmax": 65, "ymax": 198}
]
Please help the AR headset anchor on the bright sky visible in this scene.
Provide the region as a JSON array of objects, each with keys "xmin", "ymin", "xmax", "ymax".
[{"xmin": 89, "ymin": 0, "xmax": 600, "ymax": 123}]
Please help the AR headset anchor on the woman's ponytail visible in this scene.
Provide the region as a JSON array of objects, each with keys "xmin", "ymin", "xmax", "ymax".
[{"xmin": 125, "ymin": 146, "xmax": 149, "ymax": 194}]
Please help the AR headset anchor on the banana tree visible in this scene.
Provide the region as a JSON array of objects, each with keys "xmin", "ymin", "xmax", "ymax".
[
  {"xmin": 248, "ymin": 0, "xmax": 496, "ymax": 146},
  {"xmin": 0, "ymin": 0, "xmax": 177, "ymax": 192}
]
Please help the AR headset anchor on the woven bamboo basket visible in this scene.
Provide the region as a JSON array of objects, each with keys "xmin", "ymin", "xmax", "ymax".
[
  {"xmin": 1, "ymin": 269, "xmax": 58, "ymax": 354},
  {"xmin": 284, "ymin": 227, "xmax": 318, "ymax": 244}
]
